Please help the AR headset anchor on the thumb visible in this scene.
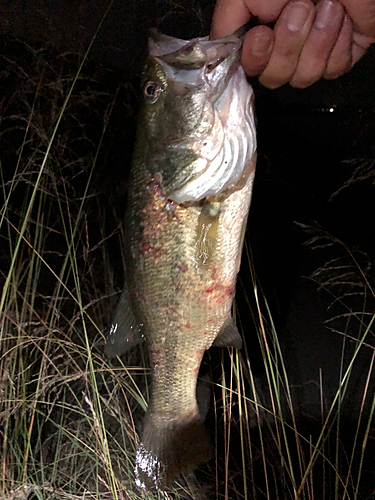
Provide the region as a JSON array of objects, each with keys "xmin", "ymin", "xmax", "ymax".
[{"xmin": 340, "ymin": 0, "xmax": 375, "ymax": 38}]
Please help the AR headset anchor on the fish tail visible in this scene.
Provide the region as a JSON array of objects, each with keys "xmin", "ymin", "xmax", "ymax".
[{"xmin": 134, "ymin": 416, "xmax": 212, "ymax": 492}]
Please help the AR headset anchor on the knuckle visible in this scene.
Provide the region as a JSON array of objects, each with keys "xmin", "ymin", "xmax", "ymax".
[
  {"xmin": 259, "ymin": 73, "xmax": 288, "ymax": 89},
  {"xmin": 290, "ymin": 75, "xmax": 319, "ymax": 88},
  {"xmin": 324, "ymin": 62, "xmax": 351, "ymax": 80}
]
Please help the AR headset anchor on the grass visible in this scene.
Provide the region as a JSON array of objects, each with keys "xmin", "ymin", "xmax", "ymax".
[
  {"xmin": 1, "ymin": 10, "xmax": 375, "ymax": 500},
  {"xmin": 0, "ymin": 26, "xmax": 144, "ymax": 499}
]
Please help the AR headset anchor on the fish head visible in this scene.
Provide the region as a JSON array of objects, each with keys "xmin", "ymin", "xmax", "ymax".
[{"xmin": 137, "ymin": 30, "xmax": 256, "ymax": 203}]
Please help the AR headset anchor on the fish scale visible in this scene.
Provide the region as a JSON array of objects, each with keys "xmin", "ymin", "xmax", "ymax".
[{"xmin": 105, "ymin": 28, "xmax": 257, "ymax": 492}]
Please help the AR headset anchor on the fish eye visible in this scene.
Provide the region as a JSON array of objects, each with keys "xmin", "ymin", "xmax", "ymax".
[{"xmin": 143, "ymin": 81, "xmax": 161, "ymax": 103}]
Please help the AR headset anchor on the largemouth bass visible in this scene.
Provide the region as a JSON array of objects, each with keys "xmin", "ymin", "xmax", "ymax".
[{"xmin": 105, "ymin": 29, "xmax": 257, "ymax": 491}]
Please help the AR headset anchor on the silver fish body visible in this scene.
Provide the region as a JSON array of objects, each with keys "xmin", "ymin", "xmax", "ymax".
[{"xmin": 105, "ymin": 29, "xmax": 257, "ymax": 491}]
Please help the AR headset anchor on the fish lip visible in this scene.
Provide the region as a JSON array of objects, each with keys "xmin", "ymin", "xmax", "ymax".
[
  {"xmin": 149, "ymin": 29, "xmax": 243, "ymax": 58},
  {"xmin": 149, "ymin": 30, "xmax": 242, "ymax": 76}
]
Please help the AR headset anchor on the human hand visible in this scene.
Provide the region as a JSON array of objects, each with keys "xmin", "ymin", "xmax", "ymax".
[{"xmin": 210, "ymin": 0, "xmax": 375, "ymax": 88}]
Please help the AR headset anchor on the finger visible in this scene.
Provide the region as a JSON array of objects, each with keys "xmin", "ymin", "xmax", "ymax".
[
  {"xmin": 352, "ymin": 31, "xmax": 375, "ymax": 64},
  {"xmin": 290, "ymin": 0, "xmax": 344, "ymax": 88},
  {"xmin": 210, "ymin": 0, "xmax": 291, "ymax": 39},
  {"xmin": 210, "ymin": 0, "xmax": 251, "ymax": 39},
  {"xmin": 324, "ymin": 14, "xmax": 353, "ymax": 79},
  {"xmin": 245, "ymin": 0, "xmax": 290, "ymax": 22},
  {"xmin": 241, "ymin": 26, "xmax": 274, "ymax": 76},
  {"xmin": 258, "ymin": 0, "xmax": 315, "ymax": 89},
  {"xmin": 339, "ymin": 0, "xmax": 375, "ymax": 38}
]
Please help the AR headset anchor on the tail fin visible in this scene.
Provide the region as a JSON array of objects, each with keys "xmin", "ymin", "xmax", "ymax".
[{"xmin": 134, "ymin": 417, "xmax": 212, "ymax": 492}]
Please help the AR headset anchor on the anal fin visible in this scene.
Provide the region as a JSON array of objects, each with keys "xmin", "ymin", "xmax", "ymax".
[
  {"xmin": 105, "ymin": 283, "xmax": 144, "ymax": 358},
  {"xmin": 212, "ymin": 317, "xmax": 242, "ymax": 349}
]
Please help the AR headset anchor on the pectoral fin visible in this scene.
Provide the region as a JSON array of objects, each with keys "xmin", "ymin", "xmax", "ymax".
[
  {"xmin": 213, "ymin": 318, "xmax": 242, "ymax": 349},
  {"xmin": 105, "ymin": 284, "xmax": 144, "ymax": 358}
]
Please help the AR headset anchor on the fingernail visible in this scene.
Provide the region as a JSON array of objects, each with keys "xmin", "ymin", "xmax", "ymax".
[
  {"xmin": 286, "ymin": 2, "xmax": 311, "ymax": 32},
  {"xmin": 315, "ymin": 0, "xmax": 339, "ymax": 29},
  {"xmin": 251, "ymin": 34, "xmax": 272, "ymax": 56}
]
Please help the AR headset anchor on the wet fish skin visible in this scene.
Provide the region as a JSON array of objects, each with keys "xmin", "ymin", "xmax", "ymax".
[{"xmin": 105, "ymin": 29, "xmax": 256, "ymax": 491}]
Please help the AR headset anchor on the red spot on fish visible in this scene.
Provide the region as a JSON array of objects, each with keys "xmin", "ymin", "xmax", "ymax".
[
  {"xmin": 201, "ymin": 280, "xmax": 236, "ymax": 312},
  {"xmin": 141, "ymin": 178, "xmax": 181, "ymax": 226},
  {"xmin": 149, "ymin": 349, "xmax": 162, "ymax": 363},
  {"xmin": 194, "ymin": 348, "xmax": 205, "ymax": 372},
  {"xmin": 203, "ymin": 331, "xmax": 208, "ymax": 335},
  {"xmin": 207, "ymin": 319, "xmax": 214, "ymax": 324},
  {"xmin": 215, "ymin": 285, "xmax": 236, "ymax": 304},
  {"xmin": 211, "ymin": 267, "xmax": 217, "ymax": 280},
  {"xmin": 186, "ymin": 408, "xmax": 198, "ymax": 420},
  {"xmin": 203, "ymin": 282, "xmax": 235, "ymax": 300},
  {"xmin": 141, "ymin": 242, "xmax": 162, "ymax": 262},
  {"xmin": 175, "ymin": 263, "xmax": 188, "ymax": 273},
  {"xmin": 184, "ymin": 323, "xmax": 191, "ymax": 329},
  {"xmin": 140, "ymin": 203, "xmax": 165, "ymax": 222},
  {"xmin": 166, "ymin": 306, "xmax": 178, "ymax": 315},
  {"xmin": 196, "ymin": 348, "xmax": 205, "ymax": 360}
]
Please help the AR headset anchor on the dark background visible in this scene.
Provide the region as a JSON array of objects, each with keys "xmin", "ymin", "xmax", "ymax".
[
  {"xmin": 1, "ymin": 0, "xmax": 375, "ymax": 407},
  {"xmin": 1, "ymin": 0, "xmax": 374, "ymax": 282}
]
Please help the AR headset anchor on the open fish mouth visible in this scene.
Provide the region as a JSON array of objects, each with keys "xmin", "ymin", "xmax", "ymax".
[
  {"xmin": 149, "ymin": 29, "xmax": 242, "ymax": 77},
  {"xmin": 147, "ymin": 30, "xmax": 257, "ymax": 204}
]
